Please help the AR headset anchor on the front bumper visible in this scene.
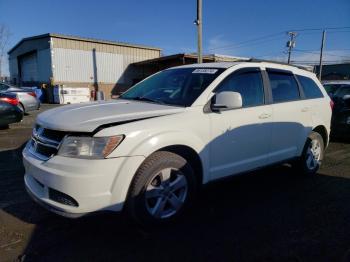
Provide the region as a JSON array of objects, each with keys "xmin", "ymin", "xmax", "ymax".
[{"xmin": 23, "ymin": 143, "xmax": 145, "ymax": 217}]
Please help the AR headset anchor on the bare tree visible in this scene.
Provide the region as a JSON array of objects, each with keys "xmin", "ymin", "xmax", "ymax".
[{"xmin": 0, "ymin": 24, "xmax": 11, "ymax": 78}]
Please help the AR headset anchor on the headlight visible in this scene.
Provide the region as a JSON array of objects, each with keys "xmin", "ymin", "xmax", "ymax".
[{"xmin": 57, "ymin": 135, "xmax": 124, "ymax": 159}]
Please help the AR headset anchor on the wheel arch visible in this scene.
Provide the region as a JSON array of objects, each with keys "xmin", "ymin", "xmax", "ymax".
[
  {"xmin": 312, "ymin": 125, "xmax": 328, "ymax": 146},
  {"xmin": 158, "ymin": 145, "xmax": 204, "ymax": 186},
  {"xmin": 19, "ymin": 102, "xmax": 25, "ymax": 113}
]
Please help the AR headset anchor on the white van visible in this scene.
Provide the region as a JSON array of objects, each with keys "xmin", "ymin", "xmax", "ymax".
[{"xmin": 23, "ymin": 61, "xmax": 332, "ymax": 225}]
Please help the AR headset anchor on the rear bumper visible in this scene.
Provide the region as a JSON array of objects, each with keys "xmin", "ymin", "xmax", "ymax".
[{"xmin": 24, "ymin": 100, "xmax": 40, "ymax": 112}]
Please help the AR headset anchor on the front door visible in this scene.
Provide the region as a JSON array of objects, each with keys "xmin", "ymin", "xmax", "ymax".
[{"xmin": 209, "ymin": 68, "xmax": 272, "ymax": 180}]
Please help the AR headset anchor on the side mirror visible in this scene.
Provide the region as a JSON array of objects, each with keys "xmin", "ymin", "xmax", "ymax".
[
  {"xmin": 343, "ymin": 94, "xmax": 350, "ymax": 101},
  {"xmin": 211, "ymin": 91, "xmax": 243, "ymax": 112}
]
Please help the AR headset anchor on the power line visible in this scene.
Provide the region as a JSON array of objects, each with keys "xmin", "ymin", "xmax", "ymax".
[
  {"xmin": 207, "ymin": 26, "xmax": 350, "ymax": 52},
  {"xmin": 295, "ymin": 48, "xmax": 350, "ymax": 52},
  {"xmin": 328, "ymin": 30, "xmax": 350, "ymax": 34},
  {"xmin": 255, "ymin": 50, "xmax": 286, "ymax": 58},
  {"xmin": 290, "ymin": 26, "xmax": 350, "ymax": 32},
  {"xmin": 293, "ymin": 49, "xmax": 350, "ymax": 59},
  {"xmin": 206, "ymin": 31, "xmax": 285, "ymax": 51}
]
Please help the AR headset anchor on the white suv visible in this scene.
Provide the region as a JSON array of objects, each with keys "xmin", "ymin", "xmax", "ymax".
[{"xmin": 23, "ymin": 61, "xmax": 332, "ymax": 225}]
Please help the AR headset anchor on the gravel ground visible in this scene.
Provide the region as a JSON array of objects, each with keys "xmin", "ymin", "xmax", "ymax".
[{"xmin": 1, "ymin": 104, "xmax": 350, "ymax": 262}]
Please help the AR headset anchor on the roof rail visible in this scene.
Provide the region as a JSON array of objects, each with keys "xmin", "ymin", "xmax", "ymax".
[{"xmin": 246, "ymin": 58, "xmax": 314, "ymax": 71}]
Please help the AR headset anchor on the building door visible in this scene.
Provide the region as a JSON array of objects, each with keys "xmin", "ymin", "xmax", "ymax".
[{"xmin": 19, "ymin": 52, "xmax": 38, "ymax": 84}]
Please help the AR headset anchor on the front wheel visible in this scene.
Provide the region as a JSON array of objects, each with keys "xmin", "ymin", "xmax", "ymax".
[
  {"xmin": 126, "ymin": 151, "xmax": 197, "ymax": 226},
  {"xmin": 294, "ymin": 131, "xmax": 324, "ymax": 175}
]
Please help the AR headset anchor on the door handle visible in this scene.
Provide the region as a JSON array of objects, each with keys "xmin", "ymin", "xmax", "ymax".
[
  {"xmin": 301, "ymin": 107, "xmax": 310, "ymax": 112},
  {"xmin": 259, "ymin": 113, "xmax": 271, "ymax": 119}
]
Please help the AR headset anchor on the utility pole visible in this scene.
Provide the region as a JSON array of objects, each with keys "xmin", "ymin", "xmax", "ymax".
[
  {"xmin": 318, "ymin": 30, "xmax": 326, "ymax": 81},
  {"xmin": 286, "ymin": 32, "xmax": 297, "ymax": 64},
  {"xmin": 194, "ymin": 0, "xmax": 203, "ymax": 63}
]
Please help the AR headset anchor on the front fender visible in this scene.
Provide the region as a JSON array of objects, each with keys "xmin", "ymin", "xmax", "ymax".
[
  {"xmin": 109, "ymin": 129, "xmax": 210, "ymax": 183},
  {"xmin": 129, "ymin": 130, "xmax": 204, "ymax": 157}
]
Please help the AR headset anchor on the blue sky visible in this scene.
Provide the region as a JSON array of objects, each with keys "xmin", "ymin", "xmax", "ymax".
[{"xmin": 1, "ymin": 0, "xmax": 350, "ymax": 74}]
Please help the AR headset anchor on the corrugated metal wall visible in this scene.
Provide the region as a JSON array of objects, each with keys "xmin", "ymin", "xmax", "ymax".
[
  {"xmin": 8, "ymin": 58, "xmax": 18, "ymax": 81},
  {"xmin": 9, "ymin": 48, "xmax": 52, "ymax": 84},
  {"xmin": 9, "ymin": 35, "xmax": 161, "ymax": 92},
  {"xmin": 52, "ymin": 48, "xmax": 124, "ymax": 83},
  {"xmin": 51, "ymin": 37, "xmax": 160, "ymax": 59},
  {"xmin": 51, "ymin": 37, "xmax": 161, "ymax": 85},
  {"xmin": 37, "ymin": 49, "xmax": 52, "ymax": 81}
]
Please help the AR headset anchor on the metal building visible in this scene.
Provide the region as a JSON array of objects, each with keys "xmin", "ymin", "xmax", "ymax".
[
  {"xmin": 8, "ymin": 33, "xmax": 161, "ymax": 97},
  {"xmin": 132, "ymin": 53, "xmax": 249, "ymax": 81}
]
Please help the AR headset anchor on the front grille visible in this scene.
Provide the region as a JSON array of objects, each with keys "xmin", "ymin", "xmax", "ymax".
[
  {"xmin": 41, "ymin": 128, "xmax": 66, "ymax": 142},
  {"xmin": 28, "ymin": 125, "xmax": 66, "ymax": 161},
  {"xmin": 49, "ymin": 188, "xmax": 79, "ymax": 207}
]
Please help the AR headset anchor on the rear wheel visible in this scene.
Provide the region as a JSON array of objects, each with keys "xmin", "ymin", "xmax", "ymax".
[
  {"xmin": 295, "ymin": 131, "xmax": 324, "ymax": 175},
  {"xmin": 126, "ymin": 151, "xmax": 197, "ymax": 226}
]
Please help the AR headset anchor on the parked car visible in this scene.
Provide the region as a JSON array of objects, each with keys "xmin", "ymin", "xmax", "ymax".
[
  {"xmin": 0, "ymin": 83, "xmax": 40, "ymax": 113},
  {"xmin": 0, "ymin": 92, "xmax": 23, "ymax": 127},
  {"xmin": 322, "ymin": 80, "xmax": 350, "ymax": 96},
  {"xmin": 325, "ymin": 83, "xmax": 350, "ymax": 138},
  {"xmin": 23, "ymin": 61, "xmax": 332, "ymax": 226}
]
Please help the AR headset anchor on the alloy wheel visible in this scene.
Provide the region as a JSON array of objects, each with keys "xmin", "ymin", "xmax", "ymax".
[
  {"xmin": 145, "ymin": 167, "xmax": 188, "ymax": 219},
  {"xmin": 306, "ymin": 139, "xmax": 321, "ymax": 170}
]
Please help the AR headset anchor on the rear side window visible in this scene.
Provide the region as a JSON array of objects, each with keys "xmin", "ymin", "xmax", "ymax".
[
  {"xmin": 267, "ymin": 71, "xmax": 300, "ymax": 103},
  {"xmin": 216, "ymin": 70, "xmax": 264, "ymax": 107},
  {"xmin": 297, "ymin": 75, "xmax": 324, "ymax": 99}
]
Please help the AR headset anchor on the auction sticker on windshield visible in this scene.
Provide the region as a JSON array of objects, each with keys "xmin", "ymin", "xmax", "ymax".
[{"xmin": 192, "ymin": 69, "xmax": 218, "ymax": 74}]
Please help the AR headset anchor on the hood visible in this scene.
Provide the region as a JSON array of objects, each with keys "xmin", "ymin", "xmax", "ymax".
[{"xmin": 37, "ymin": 99, "xmax": 185, "ymax": 132}]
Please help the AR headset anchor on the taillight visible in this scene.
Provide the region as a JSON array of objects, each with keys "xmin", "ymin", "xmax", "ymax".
[
  {"xmin": 330, "ymin": 100, "xmax": 334, "ymax": 110},
  {"xmin": 28, "ymin": 92, "xmax": 37, "ymax": 98},
  {"xmin": 0, "ymin": 97, "xmax": 19, "ymax": 106}
]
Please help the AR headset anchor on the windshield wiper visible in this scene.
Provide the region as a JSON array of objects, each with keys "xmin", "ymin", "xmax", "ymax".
[{"xmin": 131, "ymin": 96, "xmax": 165, "ymax": 104}]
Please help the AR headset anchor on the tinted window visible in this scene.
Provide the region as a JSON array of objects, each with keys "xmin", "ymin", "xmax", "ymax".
[
  {"xmin": 333, "ymin": 85, "xmax": 350, "ymax": 98},
  {"xmin": 216, "ymin": 70, "xmax": 264, "ymax": 107},
  {"xmin": 267, "ymin": 72, "xmax": 300, "ymax": 103},
  {"xmin": 297, "ymin": 75, "xmax": 323, "ymax": 99},
  {"xmin": 323, "ymin": 84, "xmax": 338, "ymax": 94}
]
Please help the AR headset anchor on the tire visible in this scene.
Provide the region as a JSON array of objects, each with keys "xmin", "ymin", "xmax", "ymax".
[
  {"xmin": 294, "ymin": 131, "xmax": 324, "ymax": 175},
  {"xmin": 126, "ymin": 151, "xmax": 197, "ymax": 226}
]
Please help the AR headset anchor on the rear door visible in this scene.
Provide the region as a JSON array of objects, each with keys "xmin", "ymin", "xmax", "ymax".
[{"xmin": 266, "ymin": 69, "xmax": 311, "ymax": 163}]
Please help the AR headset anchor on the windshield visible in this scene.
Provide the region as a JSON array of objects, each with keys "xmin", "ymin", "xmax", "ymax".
[
  {"xmin": 323, "ymin": 83, "xmax": 349, "ymax": 95},
  {"xmin": 333, "ymin": 85, "xmax": 350, "ymax": 98},
  {"xmin": 0, "ymin": 83, "xmax": 9, "ymax": 92},
  {"xmin": 120, "ymin": 68, "xmax": 224, "ymax": 107}
]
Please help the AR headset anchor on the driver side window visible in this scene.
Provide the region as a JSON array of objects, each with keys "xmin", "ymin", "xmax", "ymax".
[{"xmin": 216, "ymin": 69, "xmax": 265, "ymax": 107}]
